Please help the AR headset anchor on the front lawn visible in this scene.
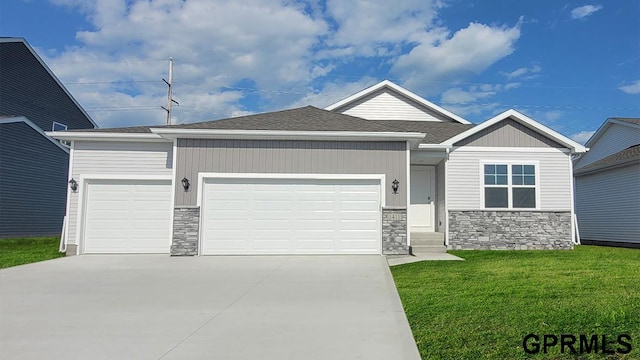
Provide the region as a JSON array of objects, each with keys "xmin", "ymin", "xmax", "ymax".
[
  {"xmin": 391, "ymin": 246, "xmax": 640, "ymax": 359},
  {"xmin": 0, "ymin": 236, "xmax": 65, "ymax": 269}
]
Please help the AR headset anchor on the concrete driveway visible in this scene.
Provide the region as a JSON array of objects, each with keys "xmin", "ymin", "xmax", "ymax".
[{"xmin": 0, "ymin": 255, "xmax": 420, "ymax": 360}]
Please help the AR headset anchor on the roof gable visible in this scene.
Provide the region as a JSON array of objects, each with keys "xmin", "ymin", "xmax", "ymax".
[
  {"xmin": 575, "ymin": 144, "xmax": 640, "ymax": 175},
  {"xmin": 443, "ymin": 109, "xmax": 587, "ymax": 153},
  {"xmin": 325, "ymin": 80, "xmax": 471, "ymax": 124},
  {"xmin": 584, "ymin": 118, "xmax": 640, "ymax": 148},
  {"xmin": 0, "ymin": 38, "xmax": 97, "ymax": 130},
  {"xmin": 454, "ymin": 118, "xmax": 563, "ymax": 148}
]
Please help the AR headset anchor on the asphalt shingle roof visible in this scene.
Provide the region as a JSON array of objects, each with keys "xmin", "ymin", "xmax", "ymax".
[
  {"xmin": 613, "ymin": 118, "xmax": 640, "ymax": 126},
  {"xmin": 575, "ymin": 144, "xmax": 640, "ymax": 175},
  {"xmin": 66, "ymin": 105, "xmax": 475, "ymax": 143}
]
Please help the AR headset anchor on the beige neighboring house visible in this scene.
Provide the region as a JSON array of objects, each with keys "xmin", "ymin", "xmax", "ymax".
[
  {"xmin": 48, "ymin": 80, "xmax": 586, "ymax": 256},
  {"xmin": 574, "ymin": 118, "xmax": 640, "ymax": 247}
]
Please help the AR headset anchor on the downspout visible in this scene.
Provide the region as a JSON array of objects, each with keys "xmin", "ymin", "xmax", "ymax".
[{"xmin": 444, "ymin": 147, "xmax": 451, "ymax": 248}]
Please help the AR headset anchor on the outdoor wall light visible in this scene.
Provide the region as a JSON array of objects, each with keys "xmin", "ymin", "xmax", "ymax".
[
  {"xmin": 392, "ymin": 179, "xmax": 399, "ymax": 194},
  {"xmin": 68, "ymin": 178, "xmax": 78, "ymax": 192},
  {"xmin": 181, "ymin": 177, "xmax": 190, "ymax": 191}
]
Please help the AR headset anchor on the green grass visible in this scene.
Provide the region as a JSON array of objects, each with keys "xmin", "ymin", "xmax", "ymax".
[
  {"xmin": 0, "ymin": 236, "xmax": 65, "ymax": 269},
  {"xmin": 391, "ymin": 246, "xmax": 640, "ymax": 359}
]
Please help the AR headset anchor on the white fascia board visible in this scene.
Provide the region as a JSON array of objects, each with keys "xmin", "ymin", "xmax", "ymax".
[
  {"xmin": 1, "ymin": 116, "xmax": 69, "ymax": 153},
  {"xmin": 46, "ymin": 131, "xmax": 168, "ymax": 142},
  {"xmin": 150, "ymin": 128, "xmax": 426, "ymax": 146},
  {"xmin": 442, "ymin": 109, "xmax": 588, "ymax": 153},
  {"xmin": 417, "ymin": 144, "xmax": 452, "ymax": 150},
  {"xmin": 324, "ymin": 79, "xmax": 472, "ymax": 125}
]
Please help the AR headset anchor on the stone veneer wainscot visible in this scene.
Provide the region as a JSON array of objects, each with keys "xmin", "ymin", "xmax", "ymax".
[
  {"xmin": 382, "ymin": 208, "xmax": 409, "ymax": 255},
  {"xmin": 448, "ymin": 210, "xmax": 573, "ymax": 250},
  {"xmin": 171, "ymin": 206, "xmax": 200, "ymax": 256}
]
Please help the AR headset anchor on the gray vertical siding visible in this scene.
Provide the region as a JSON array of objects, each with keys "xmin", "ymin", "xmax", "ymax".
[
  {"xmin": 175, "ymin": 139, "xmax": 407, "ymax": 207},
  {"xmin": 455, "ymin": 119, "xmax": 563, "ymax": 148},
  {"xmin": 0, "ymin": 122, "xmax": 69, "ymax": 237}
]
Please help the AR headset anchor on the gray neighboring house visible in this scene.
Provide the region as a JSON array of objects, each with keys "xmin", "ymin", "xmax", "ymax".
[
  {"xmin": 49, "ymin": 80, "xmax": 586, "ymax": 256},
  {"xmin": 0, "ymin": 37, "xmax": 97, "ymax": 238},
  {"xmin": 574, "ymin": 118, "xmax": 640, "ymax": 247}
]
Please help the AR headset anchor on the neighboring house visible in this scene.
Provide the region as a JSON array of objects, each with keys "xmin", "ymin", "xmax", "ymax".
[
  {"xmin": 48, "ymin": 80, "xmax": 586, "ymax": 256},
  {"xmin": 0, "ymin": 37, "xmax": 97, "ymax": 238},
  {"xmin": 574, "ymin": 118, "xmax": 640, "ymax": 247}
]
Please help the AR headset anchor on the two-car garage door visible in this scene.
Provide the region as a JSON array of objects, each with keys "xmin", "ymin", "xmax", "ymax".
[{"xmin": 200, "ymin": 177, "xmax": 382, "ymax": 255}]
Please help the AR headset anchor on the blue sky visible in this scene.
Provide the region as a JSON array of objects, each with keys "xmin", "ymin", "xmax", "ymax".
[{"xmin": 1, "ymin": 0, "xmax": 638, "ymax": 142}]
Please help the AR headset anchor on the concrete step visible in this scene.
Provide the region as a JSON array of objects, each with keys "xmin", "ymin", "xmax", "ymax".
[
  {"xmin": 411, "ymin": 244, "xmax": 447, "ymax": 254},
  {"xmin": 411, "ymin": 232, "xmax": 445, "ymax": 246}
]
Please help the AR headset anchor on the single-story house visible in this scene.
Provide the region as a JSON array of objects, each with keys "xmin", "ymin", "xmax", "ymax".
[
  {"xmin": 48, "ymin": 80, "xmax": 586, "ymax": 256},
  {"xmin": 0, "ymin": 37, "xmax": 97, "ymax": 238},
  {"xmin": 574, "ymin": 118, "xmax": 640, "ymax": 247}
]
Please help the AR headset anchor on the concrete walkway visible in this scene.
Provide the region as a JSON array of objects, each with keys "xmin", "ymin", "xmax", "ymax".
[
  {"xmin": 386, "ymin": 252, "xmax": 464, "ymax": 266},
  {"xmin": 0, "ymin": 255, "xmax": 420, "ymax": 360}
]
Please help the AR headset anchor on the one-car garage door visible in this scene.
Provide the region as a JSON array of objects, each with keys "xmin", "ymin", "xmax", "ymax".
[
  {"xmin": 201, "ymin": 177, "xmax": 382, "ymax": 255},
  {"xmin": 82, "ymin": 179, "xmax": 172, "ymax": 254}
]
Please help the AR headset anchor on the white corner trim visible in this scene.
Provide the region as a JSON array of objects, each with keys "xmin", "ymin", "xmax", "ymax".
[
  {"xmin": 405, "ymin": 141, "xmax": 411, "ymax": 247},
  {"xmin": 64, "ymin": 142, "xmax": 75, "ymax": 249},
  {"xmin": 568, "ymin": 155, "xmax": 576, "ymax": 245},
  {"xmin": 442, "ymin": 109, "xmax": 587, "ymax": 153},
  {"xmin": 1, "ymin": 116, "xmax": 69, "ymax": 153},
  {"xmin": 324, "ymin": 79, "xmax": 472, "ymax": 125},
  {"xmin": 169, "ymin": 139, "xmax": 178, "ymax": 247}
]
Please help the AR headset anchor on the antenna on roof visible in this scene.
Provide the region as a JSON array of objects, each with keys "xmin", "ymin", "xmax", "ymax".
[{"xmin": 161, "ymin": 57, "xmax": 179, "ymax": 125}]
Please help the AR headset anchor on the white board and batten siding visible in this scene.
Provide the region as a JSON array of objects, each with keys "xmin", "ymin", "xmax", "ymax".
[
  {"xmin": 335, "ymin": 88, "xmax": 453, "ymax": 122},
  {"xmin": 575, "ymin": 123, "xmax": 640, "ymax": 169},
  {"xmin": 447, "ymin": 149, "xmax": 573, "ymax": 211},
  {"xmin": 575, "ymin": 164, "xmax": 640, "ymax": 243},
  {"xmin": 67, "ymin": 141, "xmax": 173, "ymax": 247}
]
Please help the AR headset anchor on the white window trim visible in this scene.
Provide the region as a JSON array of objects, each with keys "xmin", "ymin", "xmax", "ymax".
[
  {"xmin": 52, "ymin": 121, "xmax": 68, "ymax": 131},
  {"xmin": 479, "ymin": 160, "xmax": 540, "ymax": 210}
]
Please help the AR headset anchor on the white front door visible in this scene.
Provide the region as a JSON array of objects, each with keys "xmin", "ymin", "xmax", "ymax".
[{"xmin": 410, "ymin": 166, "xmax": 435, "ymax": 232}]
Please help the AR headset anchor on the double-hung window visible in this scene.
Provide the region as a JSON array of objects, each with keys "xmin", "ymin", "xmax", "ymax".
[{"xmin": 483, "ymin": 163, "xmax": 537, "ymax": 209}]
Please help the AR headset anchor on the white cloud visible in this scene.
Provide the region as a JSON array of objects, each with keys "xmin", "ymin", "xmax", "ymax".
[
  {"xmin": 392, "ymin": 19, "xmax": 522, "ymax": 93},
  {"xmin": 40, "ymin": 1, "xmax": 526, "ymax": 128},
  {"xmin": 501, "ymin": 65, "xmax": 541, "ymax": 80},
  {"xmin": 619, "ymin": 80, "xmax": 640, "ymax": 94},
  {"xmin": 570, "ymin": 5, "xmax": 603, "ymax": 19},
  {"xmin": 570, "ymin": 130, "xmax": 595, "ymax": 144},
  {"xmin": 324, "ymin": 0, "xmax": 444, "ymax": 56}
]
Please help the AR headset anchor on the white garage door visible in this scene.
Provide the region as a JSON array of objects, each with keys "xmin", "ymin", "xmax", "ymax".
[
  {"xmin": 83, "ymin": 179, "xmax": 172, "ymax": 254},
  {"xmin": 201, "ymin": 177, "xmax": 382, "ymax": 255}
]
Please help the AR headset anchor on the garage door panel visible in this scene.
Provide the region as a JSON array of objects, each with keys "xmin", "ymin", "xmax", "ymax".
[
  {"xmin": 83, "ymin": 180, "xmax": 171, "ymax": 254},
  {"xmin": 202, "ymin": 177, "xmax": 381, "ymax": 255}
]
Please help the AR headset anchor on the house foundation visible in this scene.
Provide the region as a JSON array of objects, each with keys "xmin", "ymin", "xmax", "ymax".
[{"xmin": 448, "ymin": 210, "xmax": 573, "ymax": 250}]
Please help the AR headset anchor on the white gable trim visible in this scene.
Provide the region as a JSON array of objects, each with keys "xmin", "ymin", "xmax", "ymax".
[
  {"xmin": 325, "ymin": 80, "xmax": 472, "ymax": 125},
  {"xmin": 1, "ymin": 116, "xmax": 69, "ymax": 153},
  {"xmin": 442, "ymin": 109, "xmax": 587, "ymax": 154}
]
